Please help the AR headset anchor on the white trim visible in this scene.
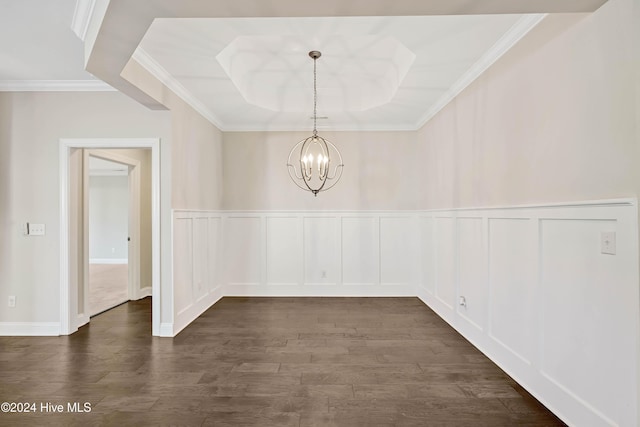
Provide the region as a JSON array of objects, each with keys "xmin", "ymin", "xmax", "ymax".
[
  {"xmin": 150, "ymin": 140, "xmax": 161, "ymax": 336},
  {"xmin": 71, "ymin": 0, "xmax": 97, "ymax": 41},
  {"xmin": 59, "ymin": 138, "xmax": 161, "ymax": 336},
  {"xmin": 0, "ymin": 80, "xmax": 115, "ymax": 92},
  {"xmin": 416, "ymin": 198, "xmax": 636, "ymax": 212},
  {"xmin": 59, "ymin": 145, "xmax": 71, "ymax": 335},
  {"xmin": 89, "ymin": 258, "xmax": 128, "ymax": 264},
  {"xmin": 222, "ymin": 123, "xmax": 420, "ymax": 132},
  {"xmin": 159, "ymin": 322, "xmax": 173, "ymax": 337},
  {"xmin": 134, "ymin": 286, "xmax": 152, "ymax": 300},
  {"xmin": 173, "ymin": 198, "xmax": 636, "ymax": 216},
  {"xmin": 414, "ymin": 14, "xmax": 546, "ymax": 129},
  {"xmin": 223, "ymin": 284, "xmax": 416, "ymax": 297},
  {"xmin": 173, "ymin": 287, "xmax": 224, "ymax": 336},
  {"xmin": 539, "ymin": 371, "xmax": 618, "ymax": 427},
  {"xmin": 0, "ymin": 322, "xmax": 61, "ymax": 336},
  {"xmin": 77, "ymin": 313, "xmax": 89, "ymax": 329},
  {"xmin": 132, "ymin": 48, "xmax": 225, "ymax": 129}
]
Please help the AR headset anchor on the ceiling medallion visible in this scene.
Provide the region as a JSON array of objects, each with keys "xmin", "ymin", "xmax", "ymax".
[{"xmin": 287, "ymin": 51, "xmax": 343, "ymax": 196}]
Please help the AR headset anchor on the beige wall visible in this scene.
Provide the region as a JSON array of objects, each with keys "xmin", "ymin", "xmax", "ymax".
[
  {"xmin": 223, "ymin": 0, "xmax": 640, "ymax": 212},
  {"xmin": 0, "ymin": 94, "xmax": 12, "ymax": 320},
  {"xmin": 123, "ymin": 60, "xmax": 224, "ymax": 211},
  {"xmin": 170, "ymin": 108, "xmax": 223, "ymax": 210},
  {"xmin": 0, "ymin": 91, "xmax": 170, "ymax": 323},
  {"xmin": 416, "ymin": 0, "xmax": 639, "ymax": 209},
  {"xmin": 222, "ymin": 131, "xmax": 418, "ymax": 210}
]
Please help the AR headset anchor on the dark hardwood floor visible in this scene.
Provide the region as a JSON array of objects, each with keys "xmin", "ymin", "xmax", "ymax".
[{"xmin": 0, "ymin": 297, "xmax": 564, "ymax": 426}]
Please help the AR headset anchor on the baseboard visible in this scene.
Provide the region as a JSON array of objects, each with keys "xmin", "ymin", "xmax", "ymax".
[
  {"xmin": 89, "ymin": 258, "xmax": 128, "ymax": 265},
  {"xmin": 133, "ymin": 286, "xmax": 152, "ymax": 300},
  {"xmin": 173, "ymin": 287, "xmax": 224, "ymax": 337},
  {"xmin": 414, "ymin": 286, "xmax": 601, "ymax": 427},
  {"xmin": 159, "ymin": 322, "xmax": 173, "ymax": 337},
  {"xmin": 0, "ymin": 322, "xmax": 61, "ymax": 336},
  {"xmin": 222, "ymin": 284, "xmax": 417, "ymax": 297},
  {"xmin": 77, "ymin": 313, "xmax": 90, "ymax": 329}
]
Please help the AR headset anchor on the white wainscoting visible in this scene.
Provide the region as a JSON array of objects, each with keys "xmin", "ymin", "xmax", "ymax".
[
  {"xmin": 172, "ymin": 211, "xmax": 223, "ymax": 335},
  {"xmin": 222, "ymin": 212, "xmax": 418, "ymax": 296},
  {"xmin": 170, "ymin": 210, "xmax": 418, "ymax": 333},
  {"xmin": 416, "ymin": 200, "xmax": 639, "ymax": 427}
]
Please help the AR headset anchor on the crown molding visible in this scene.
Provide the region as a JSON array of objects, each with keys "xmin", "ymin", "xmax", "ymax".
[
  {"xmin": 71, "ymin": 0, "xmax": 97, "ymax": 41},
  {"xmin": 221, "ymin": 124, "xmax": 418, "ymax": 132},
  {"xmin": 131, "ymin": 48, "xmax": 226, "ymax": 130},
  {"xmin": 0, "ymin": 80, "xmax": 115, "ymax": 92},
  {"xmin": 414, "ymin": 13, "xmax": 547, "ymax": 130}
]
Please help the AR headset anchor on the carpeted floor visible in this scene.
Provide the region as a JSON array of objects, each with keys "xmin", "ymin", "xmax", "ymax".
[{"xmin": 89, "ymin": 263, "xmax": 129, "ymax": 316}]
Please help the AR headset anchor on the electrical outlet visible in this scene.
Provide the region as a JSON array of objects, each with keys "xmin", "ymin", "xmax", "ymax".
[
  {"xmin": 601, "ymin": 232, "xmax": 616, "ymax": 255},
  {"xmin": 321, "ymin": 270, "xmax": 327, "ymax": 279},
  {"xmin": 8, "ymin": 296, "xmax": 16, "ymax": 307}
]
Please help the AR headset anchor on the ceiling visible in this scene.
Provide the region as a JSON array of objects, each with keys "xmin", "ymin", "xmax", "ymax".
[
  {"xmin": 0, "ymin": 0, "xmax": 111, "ymax": 90},
  {"xmin": 0, "ymin": 0, "xmax": 608, "ymax": 130},
  {"xmin": 137, "ymin": 15, "xmax": 539, "ymax": 131}
]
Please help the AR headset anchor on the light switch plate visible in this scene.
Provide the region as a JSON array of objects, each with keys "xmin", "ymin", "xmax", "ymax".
[
  {"xmin": 29, "ymin": 223, "xmax": 46, "ymax": 236},
  {"xmin": 601, "ymin": 231, "xmax": 616, "ymax": 255}
]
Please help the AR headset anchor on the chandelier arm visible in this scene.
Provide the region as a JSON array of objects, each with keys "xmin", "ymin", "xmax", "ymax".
[
  {"xmin": 318, "ymin": 166, "xmax": 343, "ymax": 192},
  {"xmin": 325, "ymin": 164, "xmax": 344, "ymax": 180},
  {"xmin": 286, "ymin": 163, "xmax": 304, "ymax": 180}
]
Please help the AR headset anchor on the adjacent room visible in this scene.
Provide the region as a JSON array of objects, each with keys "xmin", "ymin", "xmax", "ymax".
[
  {"xmin": 0, "ymin": 0, "xmax": 639, "ymax": 425},
  {"xmin": 88, "ymin": 155, "xmax": 129, "ymax": 316}
]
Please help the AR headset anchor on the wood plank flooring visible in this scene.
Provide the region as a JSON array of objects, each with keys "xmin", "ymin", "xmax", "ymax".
[{"xmin": 0, "ymin": 297, "xmax": 565, "ymax": 426}]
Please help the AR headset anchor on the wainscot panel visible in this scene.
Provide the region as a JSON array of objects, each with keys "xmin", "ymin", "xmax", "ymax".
[{"xmin": 417, "ymin": 199, "xmax": 639, "ymax": 427}]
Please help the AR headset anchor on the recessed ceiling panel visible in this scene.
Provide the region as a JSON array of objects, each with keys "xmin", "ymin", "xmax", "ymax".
[
  {"xmin": 138, "ymin": 15, "xmax": 536, "ymax": 131},
  {"xmin": 216, "ymin": 35, "xmax": 415, "ymax": 112}
]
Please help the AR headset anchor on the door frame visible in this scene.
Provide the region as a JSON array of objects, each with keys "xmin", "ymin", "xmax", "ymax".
[
  {"xmin": 84, "ymin": 149, "xmax": 141, "ymax": 321},
  {"xmin": 59, "ymin": 138, "xmax": 160, "ymax": 335}
]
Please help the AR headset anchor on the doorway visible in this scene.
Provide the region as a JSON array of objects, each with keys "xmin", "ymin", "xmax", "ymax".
[
  {"xmin": 59, "ymin": 138, "xmax": 160, "ymax": 336},
  {"xmin": 87, "ymin": 153, "xmax": 133, "ymax": 316}
]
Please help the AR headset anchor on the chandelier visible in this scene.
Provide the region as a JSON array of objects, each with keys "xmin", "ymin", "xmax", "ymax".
[{"xmin": 287, "ymin": 51, "xmax": 343, "ymax": 196}]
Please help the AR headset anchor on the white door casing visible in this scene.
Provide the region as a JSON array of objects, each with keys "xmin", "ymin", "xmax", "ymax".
[{"xmin": 59, "ymin": 138, "xmax": 160, "ymax": 335}]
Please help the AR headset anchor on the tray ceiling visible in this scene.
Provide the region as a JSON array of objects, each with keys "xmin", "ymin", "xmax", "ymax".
[{"xmin": 136, "ymin": 15, "xmax": 543, "ymax": 131}]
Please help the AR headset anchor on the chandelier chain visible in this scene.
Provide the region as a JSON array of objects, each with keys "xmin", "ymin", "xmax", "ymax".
[{"xmin": 313, "ymin": 55, "xmax": 317, "ymax": 136}]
